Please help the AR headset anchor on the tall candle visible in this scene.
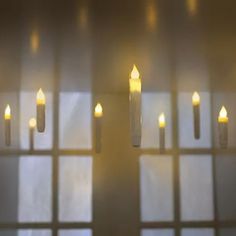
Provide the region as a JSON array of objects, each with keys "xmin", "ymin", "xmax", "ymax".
[
  {"xmin": 36, "ymin": 88, "xmax": 46, "ymax": 132},
  {"xmin": 29, "ymin": 118, "xmax": 36, "ymax": 150},
  {"xmin": 159, "ymin": 112, "xmax": 166, "ymax": 153},
  {"xmin": 4, "ymin": 105, "xmax": 11, "ymax": 146},
  {"xmin": 129, "ymin": 64, "xmax": 142, "ymax": 147},
  {"xmin": 218, "ymin": 106, "xmax": 228, "ymax": 149},
  {"xmin": 94, "ymin": 103, "xmax": 103, "ymax": 153},
  {"xmin": 192, "ymin": 91, "xmax": 200, "ymax": 139}
]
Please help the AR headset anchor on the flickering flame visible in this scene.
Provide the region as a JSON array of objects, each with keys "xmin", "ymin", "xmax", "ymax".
[
  {"xmin": 159, "ymin": 113, "xmax": 166, "ymax": 128},
  {"xmin": 94, "ymin": 103, "xmax": 103, "ymax": 118},
  {"xmin": 129, "ymin": 65, "xmax": 141, "ymax": 92},
  {"xmin": 29, "ymin": 118, "xmax": 37, "ymax": 129},
  {"xmin": 130, "ymin": 65, "xmax": 140, "ymax": 79},
  {"xmin": 37, "ymin": 88, "xmax": 46, "ymax": 105},
  {"xmin": 218, "ymin": 106, "xmax": 228, "ymax": 123},
  {"xmin": 4, "ymin": 105, "xmax": 11, "ymax": 120},
  {"xmin": 192, "ymin": 91, "xmax": 200, "ymax": 106}
]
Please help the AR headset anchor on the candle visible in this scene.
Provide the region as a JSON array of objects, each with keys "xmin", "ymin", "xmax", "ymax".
[
  {"xmin": 94, "ymin": 103, "xmax": 103, "ymax": 153},
  {"xmin": 159, "ymin": 113, "xmax": 166, "ymax": 152},
  {"xmin": 129, "ymin": 64, "xmax": 142, "ymax": 147},
  {"xmin": 4, "ymin": 105, "xmax": 11, "ymax": 146},
  {"xmin": 218, "ymin": 106, "xmax": 228, "ymax": 148},
  {"xmin": 192, "ymin": 91, "xmax": 200, "ymax": 139},
  {"xmin": 36, "ymin": 88, "xmax": 46, "ymax": 132},
  {"xmin": 29, "ymin": 118, "xmax": 36, "ymax": 150}
]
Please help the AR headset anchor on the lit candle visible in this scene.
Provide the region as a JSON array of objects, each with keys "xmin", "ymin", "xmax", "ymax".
[
  {"xmin": 36, "ymin": 88, "xmax": 46, "ymax": 132},
  {"xmin": 29, "ymin": 118, "xmax": 36, "ymax": 150},
  {"xmin": 192, "ymin": 91, "xmax": 200, "ymax": 139},
  {"xmin": 4, "ymin": 105, "xmax": 11, "ymax": 146},
  {"xmin": 218, "ymin": 106, "xmax": 228, "ymax": 148},
  {"xmin": 129, "ymin": 64, "xmax": 142, "ymax": 147},
  {"xmin": 159, "ymin": 113, "xmax": 166, "ymax": 152},
  {"xmin": 94, "ymin": 103, "xmax": 103, "ymax": 153}
]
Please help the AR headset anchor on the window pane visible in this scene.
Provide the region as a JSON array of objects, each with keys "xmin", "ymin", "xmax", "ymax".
[
  {"xmin": 141, "ymin": 93, "xmax": 172, "ymax": 148},
  {"xmin": 59, "ymin": 92, "xmax": 92, "ymax": 149},
  {"xmin": 181, "ymin": 229, "xmax": 214, "ymax": 236},
  {"xmin": 0, "ymin": 230, "xmax": 51, "ymax": 236},
  {"xmin": 220, "ymin": 228, "xmax": 236, "ymax": 236},
  {"xmin": 18, "ymin": 156, "xmax": 52, "ymax": 222},
  {"xmin": 141, "ymin": 229, "xmax": 174, "ymax": 236},
  {"xmin": 216, "ymin": 156, "xmax": 236, "ymax": 220},
  {"xmin": 59, "ymin": 230, "xmax": 92, "ymax": 236},
  {"xmin": 20, "ymin": 92, "xmax": 53, "ymax": 149},
  {"xmin": 180, "ymin": 155, "xmax": 214, "ymax": 220},
  {"xmin": 140, "ymin": 155, "xmax": 173, "ymax": 221},
  {"xmin": 59, "ymin": 156, "xmax": 92, "ymax": 222},
  {"xmin": 0, "ymin": 157, "xmax": 19, "ymax": 222},
  {"xmin": 178, "ymin": 92, "xmax": 211, "ymax": 148}
]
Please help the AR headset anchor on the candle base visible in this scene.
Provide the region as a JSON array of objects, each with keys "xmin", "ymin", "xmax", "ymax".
[
  {"xmin": 95, "ymin": 117, "xmax": 102, "ymax": 153},
  {"xmin": 5, "ymin": 119, "xmax": 11, "ymax": 146},
  {"xmin": 193, "ymin": 105, "xmax": 200, "ymax": 139},
  {"xmin": 29, "ymin": 128, "xmax": 34, "ymax": 150},
  {"xmin": 37, "ymin": 104, "xmax": 45, "ymax": 132},
  {"xmin": 219, "ymin": 123, "xmax": 228, "ymax": 149},
  {"xmin": 159, "ymin": 127, "xmax": 165, "ymax": 153}
]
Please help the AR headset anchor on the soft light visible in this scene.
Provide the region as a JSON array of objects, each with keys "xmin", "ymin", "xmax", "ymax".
[
  {"xmin": 94, "ymin": 103, "xmax": 103, "ymax": 118},
  {"xmin": 29, "ymin": 118, "xmax": 37, "ymax": 129},
  {"xmin": 192, "ymin": 91, "xmax": 200, "ymax": 106},
  {"xmin": 159, "ymin": 113, "xmax": 166, "ymax": 128},
  {"xmin": 4, "ymin": 105, "xmax": 11, "ymax": 120},
  {"xmin": 30, "ymin": 29, "xmax": 40, "ymax": 53},
  {"xmin": 129, "ymin": 65, "xmax": 141, "ymax": 92},
  {"xmin": 218, "ymin": 106, "xmax": 228, "ymax": 123},
  {"xmin": 37, "ymin": 88, "xmax": 46, "ymax": 105}
]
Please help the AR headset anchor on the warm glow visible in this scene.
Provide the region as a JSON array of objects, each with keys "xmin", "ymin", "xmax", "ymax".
[
  {"xmin": 186, "ymin": 0, "xmax": 198, "ymax": 16},
  {"xmin": 37, "ymin": 88, "xmax": 46, "ymax": 105},
  {"xmin": 218, "ymin": 106, "xmax": 228, "ymax": 123},
  {"xmin": 129, "ymin": 65, "xmax": 141, "ymax": 92},
  {"xmin": 29, "ymin": 118, "xmax": 37, "ymax": 129},
  {"xmin": 4, "ymin": 105, "xmax": 11, "ymax": 120},
  {"xmin": 94, "ymin": 103, "xmax": 103, "ymax": 118},
  {"xmin": 146, "ymin": 0, "xmax": 158, "ymax": 32},
  {"xmin": 159, "ymin": 113, "xmax": 166, "ymax": 128},
  {"xmin": 192, "ymin": 91, "xmax": 200, "ymax": 106},
  {"xmin": 30, "ymin": 29, "xmax": 40, "ymax": 53}
]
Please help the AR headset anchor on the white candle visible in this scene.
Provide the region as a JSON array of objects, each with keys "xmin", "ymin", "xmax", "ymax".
[
  {"xmin": 218, "ymin": 106, "xmax": 228, "ymax": 149},
  {"xmin": 36, "ymin": 88, "xmax": 46, "ymax": 132},
  {"xmin": 94, "ymin": 103, "xmax": 103, "ymax": 153},
  {"xmin": 159, "ymin": 113, "xmax": 166, "ymax": 152},
  {"xmin": 192, "ymin": 91, "xmax": 200, "ymax": 139},
  {"xmin": 29, "ymin": 118, "xmax": 36, "ymax": 150},
  {"xmin": 4, "ymin": 104, "xmax": 11, "ymax": 146},
  {"xmin": 129, "ymin": 64, "xmax": 142, "ymax": 147}
]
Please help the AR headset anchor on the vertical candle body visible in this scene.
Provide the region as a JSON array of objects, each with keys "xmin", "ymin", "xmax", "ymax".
[
  {"xmin": 219, "ymin": 122, "xmax": 228, "ymax": 148},
  {"xmin": 193, "ymin": 104, "xmax": 200, "ymax": 139},
  {"xmin": 37, "ymin": 104, "xmax": 45, "ymax": 132},
  {"xmin": 29, "ymin": 128, "xmax": 34, "ymax": 150},
  {"xmin": 5, "ymin": 119, "xmax": 11, "ymax": 146},
  {"xmin": 95, "ymin": 117, "xmax": 102, "ymax": 153},
  {"xmin": 159, "ymin": 127, "xmax": 165, "ymax": 153},
  {"xmin": 130, "ymin": 91, "xmax": 141, "ymax": 147}
]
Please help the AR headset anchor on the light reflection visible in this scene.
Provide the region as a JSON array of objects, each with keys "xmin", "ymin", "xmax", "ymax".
[
  {"xmin": 77, "ymin": 6, "xmax": 89, "ymax": 30},
  {"xmin": 146, "ymin": 0, "xmax": 158, "ymax": 32},
  {"xmin": 186, "ymin": 0, "xmax": 198, "ymax": 17},
  {"xmin": 30, "ymin": 29, "xmax": 40, "ymax": 54}
]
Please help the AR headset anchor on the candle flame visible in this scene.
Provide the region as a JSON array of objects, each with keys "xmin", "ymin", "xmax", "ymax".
[
  {"xmin": 218, "ymin": 106, "xmax": 228, "ymax": 123},
  {"xmin": 94, "ymin": 103, "xmax": 103, "ymax": 117},
  {"xmin": 29, "ymin": 118, "xmax": 37, "ymax": 128},
  {"xmin": 130, "ymin": 65, "xmax": 140, "ymax": 79},
  {"xmin": 129, "ymin": 65, "xmax": 141, "ymax": 92},
  {"xmin": 4, "ymin": 105, "xmax": 11, "ymax": 120},
  {"xmin": 37, "ymin": 88, "xmax": 46, "ymax": 105},
  {"xmin": 159, "ymin": 112, "xmax": 166, "ymax": 128},
  {"xmin": 192, "ymin": 91, "xmax": 200, "ymax": 106}
]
